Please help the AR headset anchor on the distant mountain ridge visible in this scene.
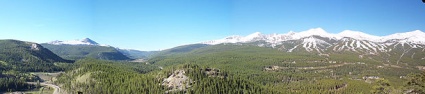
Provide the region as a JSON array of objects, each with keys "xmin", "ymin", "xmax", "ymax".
[
  {"xmin": 202, "ymin": 28, "xmax": 425, "ymax": 45},
  {"xmin": 42, "ymin": 38, "xmax": 131, "ymax": 60},
  {"xmin": 43, "ymin": 38, "xmax": 153, "ymax": 60},
  {"xmin": 117, "ymin": 48, "xmax": 158, "ymax": 59}
]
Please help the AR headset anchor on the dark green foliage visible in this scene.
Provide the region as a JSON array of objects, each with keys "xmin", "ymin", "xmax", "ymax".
[
  {"xmin": 41, "ymin": 44, "xmax": 131, "ymax": 60},
  {"xmin": 0, "ymin": 39, "xmax": 70, "ymax": 92},
  {"xmin": 56, "ymin": 58, "xmax": 164, "ymax": 93},
  {"xmin": 371, "ymin": 79, "xmax": 393, "ymax": 94},
  {"xmin": 148, "ymin": 44, "xmax": 422, "ymax": 93},
  {"xmin": 404, "ymin": 72, "xmax": 425, "ymax": 93},
  {"xmin": 0, "ymin": 71, "xmax": 39, "ymax": 92},
  {"xmin": 164, "ymin": 64, "xmax": 281, "ymax": 94},
  {"xmin": 0, "ymin": 77, "xmax": 34, "ymax": 92},
  {"xmin": 56, "ymin": 59, "xmax": 279, "ymax": 94}
]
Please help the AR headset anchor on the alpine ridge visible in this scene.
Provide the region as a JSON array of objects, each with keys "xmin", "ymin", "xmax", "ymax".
[{"xmin": 202, "ymin": 28, "xmax": 425, "ymax": 45}]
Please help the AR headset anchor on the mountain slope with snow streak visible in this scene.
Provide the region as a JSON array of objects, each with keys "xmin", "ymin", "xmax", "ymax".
[
  {"xmin": 201, "ymin": 28, "xmax": 425, "ymax": 55},
  {"xmin": 203, "ymin": 28, "xmax": 425, "ymax": 45}
]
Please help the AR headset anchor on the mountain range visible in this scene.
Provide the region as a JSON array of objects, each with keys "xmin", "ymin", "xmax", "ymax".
[
  {"xmin": 168, "ymin": 28, "xmax": 425, "ymax": 68},
  {"xmin": 201, "ymin": 28, "xmax": 425, "ymax": 61},
  {"xmin": 38, "ymin": 28, "xmax": 425, "ymax": 64},
  {"xmin": 202, "ymin": 28, "xmax": 425, "ymax": 45},
  {"xmin": 41, "ymin": 38, "xmax": 156, "ymax": 60}
]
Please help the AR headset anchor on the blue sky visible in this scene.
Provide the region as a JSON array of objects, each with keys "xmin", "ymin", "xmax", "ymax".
[{"xmin": 0, "ymin": 0, "xmax": 424, "ymax": 51}]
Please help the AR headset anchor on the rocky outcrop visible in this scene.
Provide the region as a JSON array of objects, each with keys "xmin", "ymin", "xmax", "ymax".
[
  {"xmin": 162, "ymin": 70, "xmax": 192, "ymax": 93},
  {"xmin": 31, "ymin": 43, "xmax": 40, "ymax": 50},
  {"xmin": 264, "ymin": 66, "xmax": 281, "ymax": 71}
]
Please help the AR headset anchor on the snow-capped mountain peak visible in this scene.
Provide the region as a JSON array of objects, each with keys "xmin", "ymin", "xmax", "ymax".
[
  {"xmin": 381, "ymin": 30, "xmax": 425, "ymax": 44},
  {"xmin": 287, "ymin": 31, "xmax": 296, "ymax": 35},
  {"xmin": 81, "ymin": 38, "xmax": 98, "ymax": 44},
  {"xmin": 243, "ymin": 32, "xmax": 264, "ymax": 41},
  {"xmin": 382, "ymin": 30, "xmax": 425, "ymax": 40},
  {"xmin": 47, "ymin": 38, "xmax": 99, "ymax": 45},
  {"xmin": 202, "ymin": 32, "xmax": 265, "ymax": 45},
  {"xmin": 246, "ymin": 32, "xmax": 262, "ymax": 38},
  {"xmin": 292, "ymin": 28, "xmax": 339, "ymax": 39},
  {"xmin": 338, "ymin": 30, "xmax": 380, "ymax": 41}
]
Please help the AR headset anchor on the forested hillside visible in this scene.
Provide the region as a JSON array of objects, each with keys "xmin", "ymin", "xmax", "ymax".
[
  {"xmin": 148, "ymin": 44, "xmax": 425, "ymax": 93},
  {"xmin": 41, "ymin": 44, "xmax": 131, "ymax": 60},
  {"xmin": 0, "ymin": 40, "xmax": 72, "ymax": 92},
  {"xmin": 0, "ymin": 40, "xmax": 71, "ymax": 72},
  {"xmin": 151, "ymin": 44, "xmax": 209, "ymax": 57},
  {"xmin": 55, "ymin": 59, "xmax": 281, "ymax": 94},
  {"xmin": 117, "ymin": 49, "xmax": 158, "ymax": 59}
]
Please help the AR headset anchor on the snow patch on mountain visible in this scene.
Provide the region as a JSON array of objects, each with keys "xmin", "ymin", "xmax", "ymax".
[
  {"xmin": 202, "ymin": 36, "xmax": 243, "ymax": 45},
  {"xmin": 244, "ymin": 32, "xmax": 263, "ymax": 41},
  {"xmin": 301, "ymin": 36, "xmax": 332, "ymax": 53},
  {"xmin": 47, "ymin": 38, "xmax": 107, "ymax": 46}
]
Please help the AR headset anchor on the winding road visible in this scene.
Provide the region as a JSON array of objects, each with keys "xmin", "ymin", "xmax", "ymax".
[{"xmin": 27, "ymin": 82, "xmax": 61, "ymax": 94}]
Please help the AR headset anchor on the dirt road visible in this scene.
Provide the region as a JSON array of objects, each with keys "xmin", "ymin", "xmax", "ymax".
[{"xmin": 27, "ymin": 82, "xmax": 61, "ymax": 94}]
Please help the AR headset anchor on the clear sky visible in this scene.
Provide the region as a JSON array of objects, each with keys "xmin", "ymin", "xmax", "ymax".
[{"xmin": 1, "ymin": 0, "xmax": 424, "ymax": 51}]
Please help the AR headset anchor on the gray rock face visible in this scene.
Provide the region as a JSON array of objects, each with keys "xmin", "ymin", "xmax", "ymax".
[
  {"xmin": 162, "ymin": 70, "xmax": 192, "ymax": 93},
  {"xmin": 31, "ymin": 43, "xmax": 40, "ymax": 50}
]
